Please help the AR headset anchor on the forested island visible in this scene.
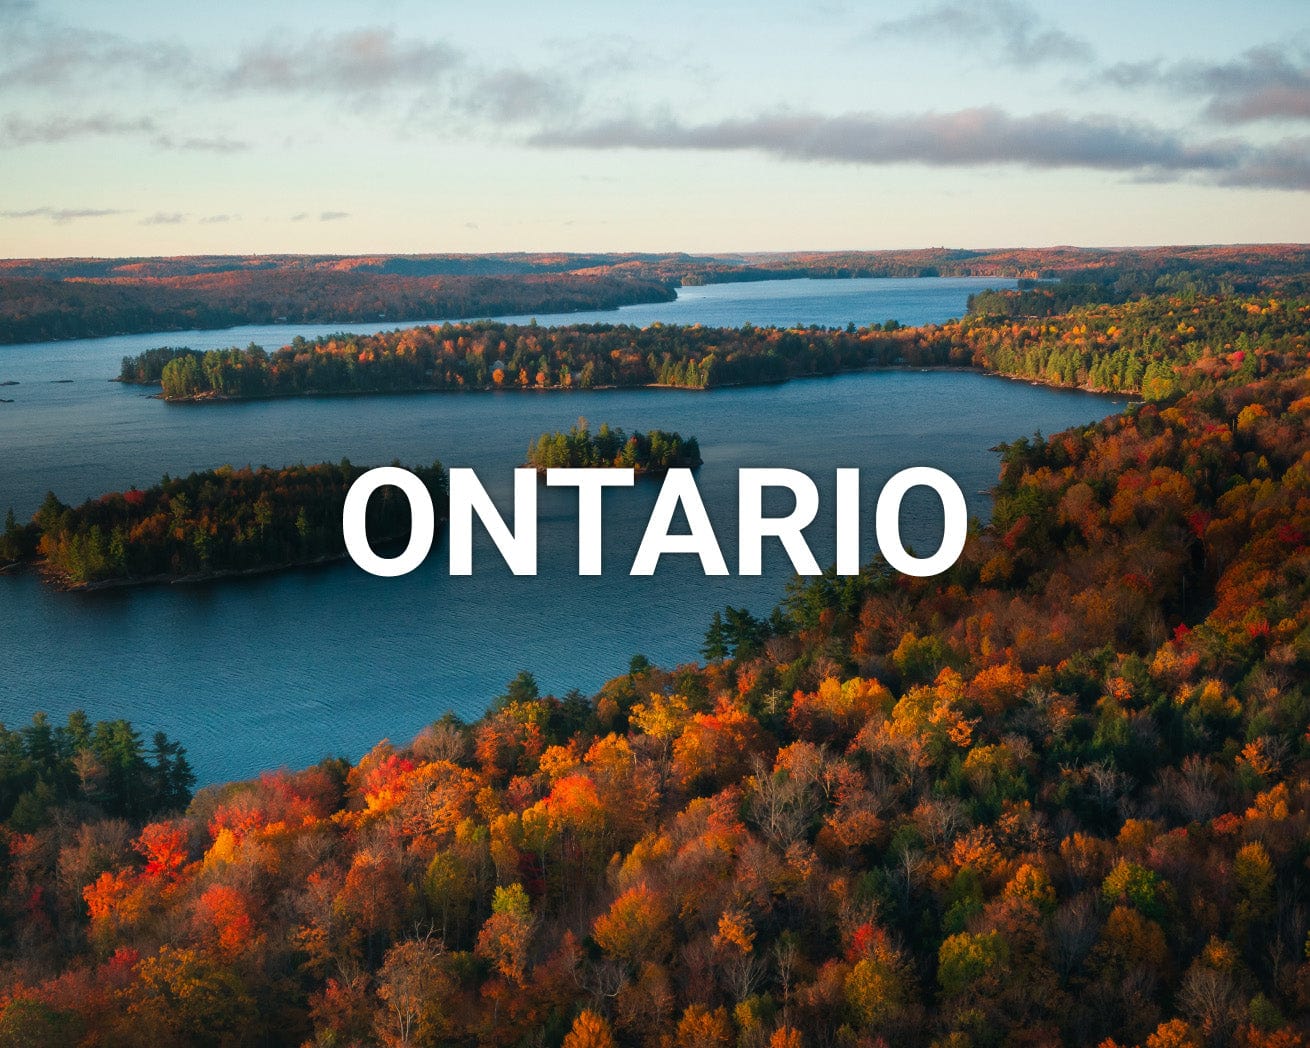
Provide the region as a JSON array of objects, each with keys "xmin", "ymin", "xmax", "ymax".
[
  {"xmin": 526, "ymin": 421, "xmax": 702, "ymax": 473},
  {"xmin": 0, "ymin": 460, "xmax": 447, "ymax": 588},
  {"xmin": 2, "ymin": 286, "xmax": 1309, "ymax": 1046},
  {"xmin": 8, "ymin": 244, "xmax": 1310, "ymax": 344},
  {"xmin": 117, "ymin": 290, "xmax": 1308, "ymax": 403}
]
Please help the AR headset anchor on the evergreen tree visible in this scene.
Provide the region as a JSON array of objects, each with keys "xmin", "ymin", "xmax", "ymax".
[{"xmin": 701, "ymin": 611, "xmax": 729, "ymax": 660}]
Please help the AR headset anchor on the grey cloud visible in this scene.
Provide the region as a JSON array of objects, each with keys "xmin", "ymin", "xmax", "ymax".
[
  {"xmin": 1097, "ymin": 47, "xmax": 1310, "ymax": 125},
  {"xmin": 1098, "ymin": 60, "xmax": 1162, "ymax": 89},
  {"xmin": 0, "ymin": 207, "xmax": 126, "ymax": 223},
  {"xmin": 140, "ymin": 212, "xmax": 187, "ymax": 225},
  {"xmin": 3, "ymin": 16, "xmax": 586, "ymax": 140},
  {"xmin": 200, "ymin": 214, "xmax": 237, "ymax": 224},
  {"xmin": 874, "ymin": 0, "xmax": 1093, "ymax": 67},
  {"xmin": 530, "ymin": 107, "xmax": 1310, "ymax": 190},
  {"xmin": 455, "ymin": 68, "xmax": 577, "ymax": 123},
  {"xmin": 534, "ymin": 108, "xmax": 1234, "ymax": 172},
  {"xmin": 1, "ymin": 112, "xmax": 248, "ymax": 152},
  {"xmin": 224, "ymin": 28, "xmax": 460, "ymax": 94},
  {"xmin": 0, "ymin": 21, "xmax": 196, "ymax": 89},
  {"xmin": 1, "ymin": 113, "xmax": 156, "ymax": 145},
  {"xmin": 1215, "ymin": 136, "xmax": 1310, "ymax": 190},
  {"xmin": 2, "ymin": 20, "xmax": 457, "ymax": 102},
  {"xmin": 319, "ymin": 211, "xmax": 350, "ymax": 222},
  {"xmin": 153, "ymin": 133, "xmax": 249, "ymax": 152},
  {"xmin": 1192, "ymin": 48, "xmax": 1310, "ymax": 123},
  {"xmin": 223, "ymin": 25, "xmax": 583, "ymax": 125},
  {"xmin": 224, "ymin": 28, "xmax": 581, "ymax": 128}
]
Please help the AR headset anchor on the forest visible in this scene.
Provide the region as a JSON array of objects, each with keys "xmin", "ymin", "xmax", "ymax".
[
  {"xmin": 0, "ymin": 271, "xmax": 674, "ymax": 345},
  {"xmin": 0, "ymin": 288, "xmax": 1308, "ymax": 1046},
  {"xmin": 0, "ymin": 711, "xmax": 194, "ymax": 831},
  {"xmin": 116, "ymin": 291, "xmax": 1309, "ymax": 402},
  {"xmin": 0, "ymin": 461, "xmax": 447, "ymax": 588},
  {"xmin": 9, "ymin": 245, "xmax": 1310, "ymax": 345},
  {"xmin": 526, "ymin": 422, "xmax": 702, "ymax": 473}
]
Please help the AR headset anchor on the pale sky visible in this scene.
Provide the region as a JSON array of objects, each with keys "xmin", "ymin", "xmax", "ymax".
[{"xmin": 2, "ymin": 0, "xmax": 1309, "ymax": 257}]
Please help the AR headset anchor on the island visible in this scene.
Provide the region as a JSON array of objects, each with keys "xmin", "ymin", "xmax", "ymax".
[
  {"xmin": 0, "ymin": 460, "xmax": 447, "ymax": 589},
  {"xmin": 526, "ymin": 420, "xmax": 702, "ymax": 473},
  {"xmin": 114, "ymin": 284, "xmax": 1309, "ymax": 404}
]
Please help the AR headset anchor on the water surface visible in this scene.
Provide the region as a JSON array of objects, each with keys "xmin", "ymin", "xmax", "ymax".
[{"xmin": 0, "ymin": 278, "xmax": 1124, "ymax": 783}]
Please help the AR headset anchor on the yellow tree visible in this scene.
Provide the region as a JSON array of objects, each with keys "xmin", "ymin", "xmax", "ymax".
[{"xmin": 562, "ymin": 1009, "xmax": 617, "ymax": 1048}]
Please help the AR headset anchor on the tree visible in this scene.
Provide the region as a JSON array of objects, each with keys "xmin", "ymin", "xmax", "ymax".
[
  {"xmin": 562, "ymin": 1009, "xmax": 617, "ymax": 1048},
  {"xmin": 375, "ymin": 935, "xmax": 453, "ymax": 1048},
  {"xmin": 0, "ymin": 999, "xmax": 84, "ymax": 1048},
  {"xmin": 844, "ymin": 929, "xmax": 918, "ymax": 1034},
  {"xmin": 676, "ymin": 1004, "xmax": 733, "ymax": 1048},
  {"xmin": 702, "ymin": 611, "xmax": 729, "ymax": 660},
  {"xmin": 593, "ymin": 883, "xmax": 672, "ymax": 967},
  {"xmin": 124, "ymin": 946, "xmax": 258, "ymax": 1048},
  {"xmin": 150, "ymin": 732, "xmax": 196, "ymax": 811},
  {"xmin": 475, "ymin": 883, "xmax": 535, "ymax": 985}
]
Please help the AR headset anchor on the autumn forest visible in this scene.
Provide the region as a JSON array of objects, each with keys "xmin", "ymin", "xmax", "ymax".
[{"xmin": 0, "ymin": 268, "xmax": 1308, "ymax": 1048}]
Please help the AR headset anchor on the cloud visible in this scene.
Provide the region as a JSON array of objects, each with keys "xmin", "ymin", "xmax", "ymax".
[
  {"xmin": 1, "ymin": 112, "xmax": 248, "ymax": 152},
  {"xmin": 1, "ymin": 16, "xmax": 589, "ymax": 150},
  {"xmin": 1182, "ymin": 47, "xmax": 1310, "ymax": 124},
  {"xmin": 1215, "ymin": 136, "xmax": 1310, "ymax": 190},
  {"xmin": 200, "ymin": 213, "xmax": 237, "ymax": 224},
  {"xmin": 140, "ymin": 212, "xmax": 187, "ymax": 225},
  {"xmin": 223, "ymin": 26, "xmax": 578, "ymax": 125},
  {"xmin": 1, "ymin": 113, "xmax": 157, "ymax": 145},
  {"xmin": 224, "ymin": 28, "xmax": 460, "ymax": 95},
  {"xmin": 0, "ymin": 207, "xmax": 127, "ymax": 224},
  {"xmin": 454, "ymin": 68, "xmax": 577, "ymax": 123},
  {"xmin": 1099, "ymin": 46, "xmax": 1310, "ymax": 125},
  {"xmin": 533, "ymin": 107, "xmax": 1233, "ymax": 172},
  {"xmin": 874, "ymin": 0, "xmax": 1093, "ymax": 67},
  {"xmin": 1098, "ymin": 60, "xmax": 1162, "ymax": 90},
  {"xmin": 319, "ymin": 211, "xmax": 350, "ymax": 222},
  {"xmin": 530, "ymin": 107, "xmax": 1310, "ymax": 190},
  {"xmin": 153, "ymin": 133, "xmax": 249, "ymax": 152},
  {"xmin": 0, "ymin": 20, "xmax": 195, "ymax": 89}
]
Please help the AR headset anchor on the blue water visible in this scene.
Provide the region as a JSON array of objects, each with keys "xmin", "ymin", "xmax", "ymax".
[{"xmin": 0, "ymin": 278, "xmax": 1124, "ymax": 783}]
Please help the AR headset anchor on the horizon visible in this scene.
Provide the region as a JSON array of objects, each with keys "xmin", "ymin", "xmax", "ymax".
[{"xmin": 6, "ymin": 241, "xmax": 1310, "ymax": 264}]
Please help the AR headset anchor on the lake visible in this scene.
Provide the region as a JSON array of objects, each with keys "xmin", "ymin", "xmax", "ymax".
[{"xmin": 0, "ymin": 277, "xmax": 1126, "ymax": 783}]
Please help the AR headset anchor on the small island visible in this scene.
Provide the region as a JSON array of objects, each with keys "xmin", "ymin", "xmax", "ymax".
[
  {"xmin": 0, "ymin": 460, "xmax": 447, "ymax": 589},
  {"xmin": 526, "ymin": 419, "xmax": 702, "ymax": 474}
]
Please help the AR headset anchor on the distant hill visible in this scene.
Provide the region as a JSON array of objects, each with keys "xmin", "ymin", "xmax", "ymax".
[{"xmin": 3, "ymin": 244, "xmax": 1309, "ymax": 343}]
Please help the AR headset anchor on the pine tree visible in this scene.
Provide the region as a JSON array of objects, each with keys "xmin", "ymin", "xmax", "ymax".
[{"xmin": 701, "ymin": 611, "xmax": 729, "ymax": 661}]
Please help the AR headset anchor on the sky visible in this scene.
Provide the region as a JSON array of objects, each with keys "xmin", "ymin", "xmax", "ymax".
[{"xmin": 1, "ymin": 0, "xmax": 1309, "ymax": 257}]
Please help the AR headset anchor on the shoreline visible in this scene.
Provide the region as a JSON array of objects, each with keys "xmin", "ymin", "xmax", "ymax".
[
  {"xmin": 525, "ymin": 460, "xmax": 702, "ymax": 476},
  {"xmin": 16, "ymin": 522, "xmax": 446, "ymax": 593},
  {"xmin": 126, "ymin": 362, "xmax": 1139, "ymax": 405},
  {"xmin": 44, "ymin": 552, "xmax": 353, "ymax": 592},
  {"xmin": 1, "ymin": 271, "xmax": 1035, "ymax": 348}
]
